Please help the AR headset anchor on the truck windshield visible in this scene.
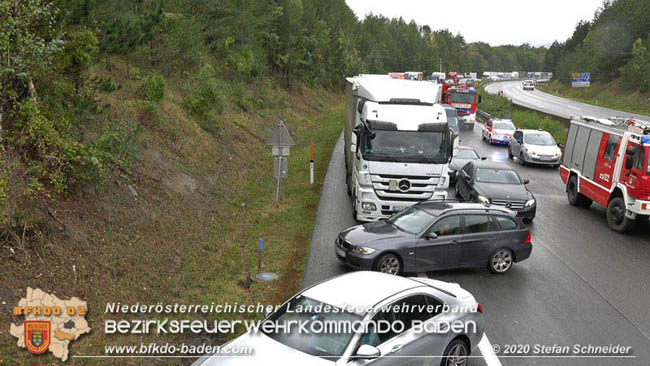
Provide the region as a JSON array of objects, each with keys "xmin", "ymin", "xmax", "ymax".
[
  {"xmin": 362, "ymin": 130, "xmax": 450, "ymax": 164},
  {"xmin": 450, "ymin": 93, "xmax": 475, "ymax": 104}
]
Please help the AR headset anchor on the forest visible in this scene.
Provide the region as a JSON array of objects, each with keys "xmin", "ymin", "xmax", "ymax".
[{"xmin": 544, "ymin": 0, "xmax": 650, "ymax": 91}]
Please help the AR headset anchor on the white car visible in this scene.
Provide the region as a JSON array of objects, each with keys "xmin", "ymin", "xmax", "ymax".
[
  {"xmin": 193, "ymin": 271, "xmax": 485, "ymax": 366},
  {"xmin": 522, "ymin": 80, "xmax": 535, "ymax": 91},
  {"xmin": 508, "ymin": 129, "xmax": 562, "ymax": 167}
]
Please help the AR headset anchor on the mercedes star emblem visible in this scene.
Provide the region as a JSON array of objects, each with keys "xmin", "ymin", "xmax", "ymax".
[{"xmin": 398, "ymin": 179, "xmax": 411, "ymax": 192}]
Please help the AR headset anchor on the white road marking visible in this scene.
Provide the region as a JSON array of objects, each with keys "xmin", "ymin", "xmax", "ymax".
[{"xmin": 478, "ymin": 334, "xmax": 502, "ymax": 366}]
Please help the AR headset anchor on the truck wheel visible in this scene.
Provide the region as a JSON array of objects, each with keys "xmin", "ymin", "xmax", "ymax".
[
  {"xmin": 352, "ymin": 193, "xmax": 358, "ymax": 220},
  {"xmin": 567, "ymin": 176, "xmax": 592, "ymax": 207},
  {"xmin": 607, "ymin": 196, "xmax": 633, "ymax": 233}
]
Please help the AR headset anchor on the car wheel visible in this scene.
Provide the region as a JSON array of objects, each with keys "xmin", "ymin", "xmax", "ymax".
[
  {"xmin": 455, "ymin": 183, "xmax": 461, "ymax": 199},
  {"xmin": 607, "ymin": 196, "xmax": 633, "ymax": 233},
  {"xmin": 567, "ymin": 175, "xmax": 592, "ymax": 207},
  {"xmin": 508, "ymin": 147, "xmax": 513, "ymax": 159},
  {"xmin": 553, "ymin": 164, "xmax": 560, "ymax": 169},
  {"xmin": 440, "ymin": 338, "xmax": 469, "ymax": 366},
  {"xmin": 519, "ymin": 152, "xmax": 526, "ymax": 166},
  {"xmin": 489, "ymin": 249, "xmax": 514, "ymax": 274},
  {"xmin": 374, "ymin": 254, "xmax": 401, "ymax": 275}
]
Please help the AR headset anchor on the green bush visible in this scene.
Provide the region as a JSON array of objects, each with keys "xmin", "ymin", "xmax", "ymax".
[
  {"xmin": 140, "ymin": 71, "xmax": 166, "ymax": 103},
  {"xmin": 187, "ymin": 69, "xmax": 224, "ymax": 118},
  {"xmin": 13, "ymin": 100, "xmax": 105, "ymax": 194}
]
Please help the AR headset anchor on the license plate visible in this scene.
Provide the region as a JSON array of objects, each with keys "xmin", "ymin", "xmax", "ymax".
[{"xmin": 336, "ymin": 246, "xmax": 346, "ymax": 258}]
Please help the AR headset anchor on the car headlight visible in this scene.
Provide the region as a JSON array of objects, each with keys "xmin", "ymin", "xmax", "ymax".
[
  {"xmin": 358, "ymin": 172, "xmax": 372, "ymax": 186},
  {"xmin": 351, "ymin": 246, "xmax": 376, "ymax": 255},
  {"xmin": 361, "ymin": 202, "xmax": 376, "ymax": 211},
  {"xmin": 477, "ymin": 195, "xmax": 490, "ymax": 204},
  {"xmin": 525, "ymin": 198, "xmax": 536, "ymax": 207}
]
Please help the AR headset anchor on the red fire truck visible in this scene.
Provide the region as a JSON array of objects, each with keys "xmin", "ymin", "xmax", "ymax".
[
  {"xmin": 441, "ymin": 85, "xmax": 481, "ymax": 130},
  {"xmin": 560, "ymin": 116, "xmax": 650, "ymax": 232}
]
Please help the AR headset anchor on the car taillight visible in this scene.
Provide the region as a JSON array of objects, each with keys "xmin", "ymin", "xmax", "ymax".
[
  {"xmin": 525, "ymin": 232, "xmax": 532, "ymax": 244},
  {"xmin": 477, "ymin": 303, "xmax": 483, "ymax": 313}
]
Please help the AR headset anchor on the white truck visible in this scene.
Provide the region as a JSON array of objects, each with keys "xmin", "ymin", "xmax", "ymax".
[{"xmin": 344, "ymin": 76, "xmax": 453, "ymax": 221}]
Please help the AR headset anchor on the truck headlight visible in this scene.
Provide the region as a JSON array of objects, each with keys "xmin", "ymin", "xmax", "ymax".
[
  {"xmin": 525, "ymin": 198, "xmax": 536, "ymax": 207},
  {"xmin": 361, "ymin": 202, "xmax": 376, "ymax": 211},
  {"xmin": 351, "ymin": 246, "xmax": 376, "ymax": 255},
  {"xmin": 477, "ymin": 195, "xmax": 490, "ymax": 204}
]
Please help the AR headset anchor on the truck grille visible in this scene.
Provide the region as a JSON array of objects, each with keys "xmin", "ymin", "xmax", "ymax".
[
  {"xmin": 371, "ymin": 174, "xmax": 440, "ymax": 202},
  {"xmin": 491, "ymin": 200, "xmax": 525, "ymax": 210}
]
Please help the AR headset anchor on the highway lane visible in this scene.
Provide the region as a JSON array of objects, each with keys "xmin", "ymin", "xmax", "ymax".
[
  {"xmin": 302, "ymin": 126, "xmax": 650, "ymax": 365},
  {"xmin": 485, "ymin": 81, "xmax": 650, "ymax": 120}
]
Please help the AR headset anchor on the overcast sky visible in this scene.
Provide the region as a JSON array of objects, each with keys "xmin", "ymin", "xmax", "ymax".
[{"xmin": 345, "ymin": 0, "xmax": 604, "ymax": 46}]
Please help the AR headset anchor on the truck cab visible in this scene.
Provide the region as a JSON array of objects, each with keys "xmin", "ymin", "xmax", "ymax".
[
  {"xmin": 345, "ymin": 77, "xmax": 453, "ymax": 222},
  {"xmin": 560, "ymin": 116, "xmax": 650, "ymax": 232}
]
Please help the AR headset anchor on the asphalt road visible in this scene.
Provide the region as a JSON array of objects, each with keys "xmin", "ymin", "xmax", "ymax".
[
  {"xmin": 302, "ymin": 126, "xmax": 650, "ymax": 365},
  {"xmin": 484, "ymin": 81, "xmax": 650, "ymax": 120}
]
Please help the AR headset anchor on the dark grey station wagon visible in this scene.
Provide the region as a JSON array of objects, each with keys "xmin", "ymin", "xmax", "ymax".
[{"xmin": 335, "ymin": 201, "xmax": 532, "ymax": 275}]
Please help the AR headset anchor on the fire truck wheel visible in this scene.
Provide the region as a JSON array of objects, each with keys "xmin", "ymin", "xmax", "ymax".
[
  {"xmin": 567, "ymin": 175, "xmax": 592, "ymax": 207},
  {"xmin": 607, "ymin": 196, "xmax": 633, "ymax": 233}
]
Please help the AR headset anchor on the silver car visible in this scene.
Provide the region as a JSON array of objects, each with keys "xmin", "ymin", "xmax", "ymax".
[
  {"xmin": 193, "ymin": 271, "xmax": 485, "ymax": 366},
  {"xmin": 508, "ymin": 129, "xmax": 562, "ymax": 168}
]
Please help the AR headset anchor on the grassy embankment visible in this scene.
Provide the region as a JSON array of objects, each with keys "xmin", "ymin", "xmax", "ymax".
[
  {"xmin": 539, "ymin": 80, "xmax": 650, "ymax": 117},
  {"xmin": 0, "ymin": 57, "xmax": 344, "ymax": 365},
  {"xmin": 478, "ymin": 86, "xmax": 568, "ymax": 143}
]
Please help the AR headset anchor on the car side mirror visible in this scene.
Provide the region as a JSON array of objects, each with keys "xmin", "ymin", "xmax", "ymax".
[
  {"xmin": 523, "ymin": 179, "xmax": 530, "ymax": 184},
  {"xmin": 356, "ymin": 345, "xmax": 381, "ymax": 359},
  {"xmin": 425, "ymin": 232, "xmax": 438, "ymax": 240},
  {"xmin": 625, "ymin": 156, "xmax": 634, "ymax": 170}
]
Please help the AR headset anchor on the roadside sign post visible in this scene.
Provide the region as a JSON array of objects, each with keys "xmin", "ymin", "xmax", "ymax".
[
  {"xmin": 268, "ymin": 120, "xmax": 295, "ymax": 207},
  {"xmin": 310, "ymin": 137, "xmax": 314, "ymax": 185},
  {"xmin": 572, "ymin": 73, "xmax": 591, "ymax": 88}
]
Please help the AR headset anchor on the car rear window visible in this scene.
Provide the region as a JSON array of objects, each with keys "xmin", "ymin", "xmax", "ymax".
[
  {"xmin": 495, "ymin": 216, "xmax": 518, "ymax": 230},
  {"xmin": 462, "ymin": 215, "xmax": 490, "ymax": 233}
]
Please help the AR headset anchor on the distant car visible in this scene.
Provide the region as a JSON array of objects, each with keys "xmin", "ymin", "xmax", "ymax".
[
  {"xmin": 193, "ymin": 271, "xmax": 486, "ymax": 366},
  {"xmin": 335, "ymin": 201, "xmax": 532, "ymax": 275},
  {"xmin": 455, "ymin": 160, "xmax": 536, "ymax": 222},
  {"xmin": 482, "ymin": 119, "xmax": 516, "ymax": 145},
  {"xmin": 509, "ymin": 129, "xmax": 562, "ymax": 168},
  {"xmin": 490, "ymin": 76, "xmax": 499, "ymax": 81},
  {"xmin": 449, "ymin": 146, "xmax": 482, "ymax": 184},
  {"xmin": 522, "ymin": 80, "xmax": 535, "ymax": 91}
]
